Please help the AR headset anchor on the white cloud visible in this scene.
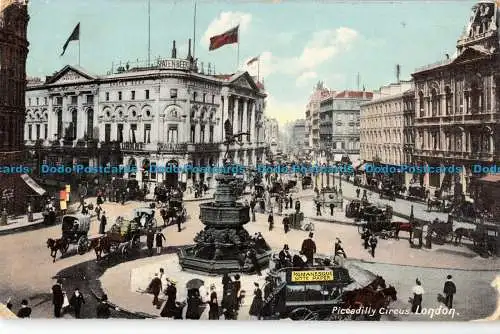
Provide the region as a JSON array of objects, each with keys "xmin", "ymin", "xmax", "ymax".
[
  {"xmin": 265, "ymin": 94, "xmax": 306, "ymax": 124},
  {"xmin": 295, "ymin": 71, "xmax": 318, "ymax": 87},
  {"xmin": 244, "ymin": 27, "xmax": 358, "ymax": 80},
  {"xmin": 201, "ymin": 12, "xmax": 252, "ymax": 48}
]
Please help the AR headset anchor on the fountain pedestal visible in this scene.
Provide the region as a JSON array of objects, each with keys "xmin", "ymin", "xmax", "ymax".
[{"xmin": 177, "ymin": 173, "xmax": 271, "ymax": 275}]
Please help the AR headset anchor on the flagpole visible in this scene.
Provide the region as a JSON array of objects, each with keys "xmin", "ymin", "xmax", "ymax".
[
  {"xmin": 237, "ymin": 40, "xmax": 240, "ymax": 69},
  {"xmin": 193, "ymin": 0, "xmax": 197, "ymax": 59},
  {"xmin": 148, "ymin": 0, "xmax": 151, "ymax": 66},
  {"xmin": 78, "ymin": 34, "xmax": 81, "ymax": 66}
]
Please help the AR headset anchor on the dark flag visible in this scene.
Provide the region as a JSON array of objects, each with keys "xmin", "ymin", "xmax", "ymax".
[
  {"xmin": 209, "ymin": 25, "xmax": 239, "ymax": 51},
  {"xmin": 60, "ymin": 23, "xmax": 80, "ymax": 56}
]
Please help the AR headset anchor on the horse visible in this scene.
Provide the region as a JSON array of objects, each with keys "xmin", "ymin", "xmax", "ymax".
[
  {"xmin": 46, "ymin": 238, "xmax": 68, "ymax": 263},
  {"xmin": 427, "ymin": 199, "xmax": 442, "ymax": 212},
  {"xmin": 89, "ymin": 236, "xmax": 112, "ymax": 261},
  {"xmin": 453, "ymin": 227, "xmax": 477, "ymax": 246},
  {"xmin": 391, "ymin": 221, "xmax": 413, "ymax": 240}
]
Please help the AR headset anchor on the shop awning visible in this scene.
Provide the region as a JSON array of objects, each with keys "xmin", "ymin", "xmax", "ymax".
[
  {"xmin": 478, "ymin": 174, "xmax": 500, "ymax": 183},
  {"xmin": 21, "ymin": 174, "xmax": 46, "ymax": 196}
]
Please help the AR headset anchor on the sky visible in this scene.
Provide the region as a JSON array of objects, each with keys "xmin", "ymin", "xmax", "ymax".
[{"xmin": 26, "ymin": 0, "xmax": 479, "ymax": 124}]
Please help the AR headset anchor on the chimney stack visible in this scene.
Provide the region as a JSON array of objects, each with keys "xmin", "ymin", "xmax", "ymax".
[
  {"xmin": 171, "ymin": 40, "xmax": 177, "ymax": 58},
  {"xmin": 187, "ymin": 39, "xmax": 192, "ymax": 59}
]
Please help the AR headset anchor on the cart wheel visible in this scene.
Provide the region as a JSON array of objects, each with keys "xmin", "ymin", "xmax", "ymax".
[
  {"xmin": 77, "ymin": 236, "xmax": 89, "ymax": 255},
  {"xmin": 289, "ymin": 308, "xmax": 319, "ymax": 321}
]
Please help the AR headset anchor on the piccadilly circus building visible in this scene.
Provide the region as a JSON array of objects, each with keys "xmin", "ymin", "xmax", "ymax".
[{"xmin": 25, "ymin": 41, "xmax": 269, "ymax": 190}]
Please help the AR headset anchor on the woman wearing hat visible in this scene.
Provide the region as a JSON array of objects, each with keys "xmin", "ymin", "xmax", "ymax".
[
  {"xmin": 160, "ymin": 279, "xmax": 177, "ymax": 318},
  {"xmin": 249, "ymin": 282, "xmax": 263, "ymax": 320},
  {"xmin": 208, "ymin": 284, "xmax": 219, "ymax": 320},
  {"xmin": 411, "ymin": 278, "xmax": 424, "ymax": 313}
]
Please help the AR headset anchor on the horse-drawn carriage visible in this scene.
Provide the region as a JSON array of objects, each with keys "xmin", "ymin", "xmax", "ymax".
[
  {"xmin": 111, "ymin": 178, "xmax": 145, "ymax": 201},
  {"xmin": 46, "ymin": 214, "xmax": 91, "ymax": 262},
  {"xmin": 317, "ymin": 188, "xmax": 343, "ymax": 209},
  {"xmin": 356, "ymin": 204, "xmax": 394, "ymax": 236},
  {"xmin": 379, "ymin": 184, "xmax": 396, "ymax": 201},
  {"xmin": 345, "ymin": 199, "xmax": 370, "ymax": 219},
  {"xmin": 407, "ymin": 184, "xmax": 428, "ymax": 201},
  {"xmin": 284, "ymin": 209, "xmax": 314, "ymax": 231},
  {"xmin": 302, "ymin": 175, "xmax": 313, "ymax": 190},
  {"xmin": 160, "ymin": 195, "xmax": 187, "ymax": 226},
  {"xmin": 262, "ymin": 265, "xmax": 354, "ymax": 320},
  {"xmin": 133, "ymin": 207, "xmax": 158, "ymax": 229},
  {"xmin": 426, "ymin": 218, "xmax": 454, "ymax": 244}
]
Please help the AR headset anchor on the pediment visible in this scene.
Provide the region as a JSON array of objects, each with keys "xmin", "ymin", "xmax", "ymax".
[
  {"xmin": 230, "ymin": 72, "xmax": 259, "ymax": 91},
  {"xmin": 46, "ymin": 65, "xmax": 95, "ymax": 85},
  {"xmin": 452, "ymin": 46, "xmax": 491, "ymax": 64}
]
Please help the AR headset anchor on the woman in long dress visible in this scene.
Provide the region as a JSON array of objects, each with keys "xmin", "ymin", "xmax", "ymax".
[
  {"xmin": 208, "ymin": 285, "xmax": 219, "ymax": 320},
  {"xmin": 249, "ymin": 283, "xmax": 263, "ymax": 320}
]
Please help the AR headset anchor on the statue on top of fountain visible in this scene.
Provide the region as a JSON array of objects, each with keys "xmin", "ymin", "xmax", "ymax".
[{"xmin": 223, "ymin": 119, "xmax": 249, "ymax": 162}]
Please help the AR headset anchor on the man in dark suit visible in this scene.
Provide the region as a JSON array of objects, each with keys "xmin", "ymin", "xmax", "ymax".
[
  {"xmin": 278, "ymin": 244, "xmax": 292, "ymax": 268},
  {"xmin": 52, "ymin": 279, "xmax": 64, "ymax": 318},
  {"xmin": 99, "ymin": 212, "xmax": 107, "ymax": 234},
  {"xmin": 96, "ymin": 294, "xmax": 111, "ymax": 319},
  {"xmin": 301, "ymin": 232, "xmax": 317, "ymax": 265},
  {"xmin": 443, "ymin": 275, "xmax": 457, "ymax": 308}
]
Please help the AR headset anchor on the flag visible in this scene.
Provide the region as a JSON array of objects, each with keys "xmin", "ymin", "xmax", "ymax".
[
  {"xmin": 246, "ymin": 55, "xmax": 259, "ymax": 66},
  {"xmin": 60, "ymin": 23, "xmax": 80, "ymax": 56},
  {"xmin": 209, "ymin": 25, "xmax": 239, "ymax": 51}
]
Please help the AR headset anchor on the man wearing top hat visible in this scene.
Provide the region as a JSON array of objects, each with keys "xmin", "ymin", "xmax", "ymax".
[{"xmin": 301, "ymin": 232, "xmax": 317, "ymax": 265}]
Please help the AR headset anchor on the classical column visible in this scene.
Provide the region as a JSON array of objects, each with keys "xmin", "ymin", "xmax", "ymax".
[
  {"xmin": 242, "ymin": 98, "xmax": 248, "ymax": 142},
  {"xmin": 250, "ymin": 101, "xmax": 255, "ymax": 144},
  {"xmin": 233, "ymin": 98, "xmax": 239, "ymax": 134}
]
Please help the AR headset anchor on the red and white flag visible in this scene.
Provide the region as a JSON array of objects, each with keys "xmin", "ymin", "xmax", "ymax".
[{"xmin": 209, "ymin": 25, "xmax": 239, "ymax": 51}]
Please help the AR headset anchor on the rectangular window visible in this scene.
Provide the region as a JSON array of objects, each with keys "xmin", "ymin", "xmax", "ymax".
[
  {"xmin": 117, "ymin": 124, "xmax": 124, "ymax": 142},
  {"xmin": 28, "ymin": 125, "xmax": 32, "ymax": 140},
  {"xmin": 168, "ymin": 126, "xmax": 178, "ymax": 143},
  {"xmin": 190, "ymin": 125, "xmax": 195, "ymax": 142},
  {"xmin": 145, "ymin": 89, "xmax": 150, "ymax": 99},
  {"xmin": 150, "ymin": 162, "xmax": 157, "ymax": 180},
  {"xmin": 130, "ymin": 124, "xmax": 137, "ymax": 143},
  {"xmin": 200, "ymin": 125, "xmax": 205, "ymax": 143},
  {"xmin": 131, "ymin": 91, "xmax": 135, "ymax": 100},
  {"xmin": 209, "ymin": 126, "xmax": 214, "ymax": 143},
  {"xmin": 44, "ymin": 97, "xmax": 47, "ymax": 105},
  {"xmin": 105, "ymin": 124, "xmax": 111, "ymax": 142},
  {"xmin": 36, "ymin": 124, "xmax": 40, "ymax": 140},
  {"xmin": 36, "ymin": 97, "xmax": 39, "ymax": 105},
  {"xmin": 71, "ymin": 95, "xmax": 77, "ymax": 105},
  {"xmin": 86, "ymin": 95, "xmax": 94, "ymax": 104},
  {"xmin": 105, "ymin": 92, "xmax": 109, "ymax": 101},
  {"xmin": 57, "ymin": 111, "xmax": 63, "ymax": 139},
  {"xmin": 212, "ymin": 95, "xmax": 215, "ymax": 104},
  {"xmin": 144, "ymin": 124, "xmax": 151, "ymax": 144},
  {"xmin": 170, "ymin": 88, "xmax": 178, "ymax": 98},
  {"xmin": 44, "ymin": 124, "xmax": 48, "ymax": 139},
  {"xmin": 28, "ymin": 98, "xmax": 31, "ymax": 106},
  {"xmin": 118, "ymin": 92, "xmax": 122, "ymax": 101}
]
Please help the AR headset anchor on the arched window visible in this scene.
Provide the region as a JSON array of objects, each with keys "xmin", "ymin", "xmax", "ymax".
[
  {"xmin": 87, "ymin": 109, "xmax": 94, "ymax": 139},
  {"xmin": 470, "ymin": 81, "xmax": 480, "ymax": 113},
  {"xmin": 445, "ymin": 86, "xmax": 453, "ymax": 115},
  {"xmin": 431, "ymin": 88, "xmax": 439, "ymax": 116}
]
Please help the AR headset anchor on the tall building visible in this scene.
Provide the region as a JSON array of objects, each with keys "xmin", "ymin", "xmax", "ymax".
[
  {"xmin": 412, "ymin": 0, "xmax": 499, "ymax": 203},
  {"xmin": 360, "ymin": 81, "xmax": 413, "ymax": 185},
  {"xmin": 263, "ymin": 117, "xmax": 279, "ymax": 156},
  {"xmin": 305, "ymin": 81, "xmax": 332, "ymax": 158},
  {"xmin": 292, "ymin": 119, "xmax": 307, "ymax": 155},
  {"xmin": 318, "ymin": 90, "xmax": 373, "ymax": 163},
  {"xmin": 25, "ymin": 41, "xmax": 268, "ymax": 189},
  {"xmin": 0, "ymin": 0, "xmax": 38, "ymax": 214}
]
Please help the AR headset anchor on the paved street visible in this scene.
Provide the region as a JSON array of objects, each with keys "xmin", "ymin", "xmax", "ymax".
[{"xmin": 1, "ymin": 188, "xmax": 497, "ymax": 320}]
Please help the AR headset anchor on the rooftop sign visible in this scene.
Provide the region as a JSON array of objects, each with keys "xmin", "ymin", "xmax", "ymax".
[{"xmin": 157, "ymin": 58, "xmax": 191, "ymax": 71}]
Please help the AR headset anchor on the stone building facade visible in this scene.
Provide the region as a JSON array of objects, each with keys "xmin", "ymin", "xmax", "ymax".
[
  {"xmin": 264, "ymin": 117, "xmax": 279, "ymax": 156},
  {"xmin": 318, "ymin": 90, "xmax": 372, "ymax": 163},
  {"xmin": 360, "ymin": 81, "xmax": 412, "ymax": 184},
  {"xmin": 25, "ymin": 45, "xmax": 268, "ymax": 189},
  {"xmin": 0, "ymin": 0, "xmax": 33, "ymax": 213},
  {"xmin": 292, "ymin": 119, "xmax": 307, "ymax": 153},
  {"xmin": 412, "ymin": 0, "xmax": 500, "ymax": 198},
  {"xmin": 305, "ymin": 82, "xmax": 332, "ymax": 159}
]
